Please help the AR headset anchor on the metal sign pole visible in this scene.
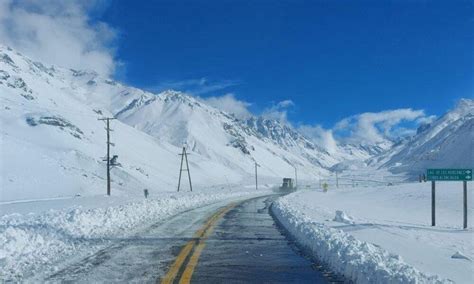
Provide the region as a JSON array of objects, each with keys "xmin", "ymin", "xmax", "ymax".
[
  {"xmin": 427, "ymin": 169, "xmax": 472, "ymax": 228},
  {"xmin": 432, "ymin": 180, "xmax": 435, "ymax": 227},
  {"xmin": 464, "ymin": 181, "xmax": 467, "ymax": 229}
]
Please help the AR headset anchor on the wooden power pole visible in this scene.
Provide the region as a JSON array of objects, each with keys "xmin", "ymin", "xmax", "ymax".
[
  {"xmin": 177, "ymin": 146, "xmax": 193, "ymax": 192},
  {"xmin": 294, "ymin": 166, "xmax": 298, "ymax": 189},
  {"xmin": 255, "ymin": 162, "xmax": 259, "ymax": 190},
  {"xmin": 98, "ymin": 117, "xmax": 116, "ymax": 196}
]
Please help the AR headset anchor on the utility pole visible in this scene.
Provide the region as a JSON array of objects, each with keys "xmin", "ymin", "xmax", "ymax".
[
  {"xmin": 177, "ymin": 146, "xmax": 193, "ymax": 192},
  {"xmin": 294, "ymin": 165, "xmax": 298, "ymax": 189},
  {"xmin": 255, "ymin": 162, "xmax": 259, "ymax": 190},
  {"xmin": 98, "ymin": 117, "xmax": 116, "ymax": 196}
]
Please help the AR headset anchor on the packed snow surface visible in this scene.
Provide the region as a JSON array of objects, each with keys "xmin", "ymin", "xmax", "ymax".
[{"xmin": 272, "ymin": 182, "xmax": 473, "ymax": 283}]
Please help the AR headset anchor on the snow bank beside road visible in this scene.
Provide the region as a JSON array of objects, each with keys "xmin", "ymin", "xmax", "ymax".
[
  {"xmin": 0, "ymin": 188, "xmax": 270, "ymax": 281},
  {"xmin": 271, "ymin": 183, "xmax": 472, "ymax": 283},
  {"xmin": 272, "ymin": 201, "xmax": 447, "ymax": 283}
]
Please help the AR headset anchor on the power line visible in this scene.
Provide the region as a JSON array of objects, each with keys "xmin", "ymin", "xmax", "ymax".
[
  {"xmin": 98, "ymin": 117, "xmax": 117, "ymax": 196},
  {"xmin": 255, "ymin": 162, "xmax": 260, "ymax": 190},
  {"xmin": 177, "ymin": 146, "xmax": 193, "ymax": 192},
  {"xmin": 293, "ymin": 165, "xmax": 298, "ymax": 189}
]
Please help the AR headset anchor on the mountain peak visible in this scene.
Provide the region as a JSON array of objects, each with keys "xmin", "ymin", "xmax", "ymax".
[
  {"xmin": 454, "ymin": 98, "xmax": 474, "ymax": 116},
  {"xmin": 159, "ymin": 90, "xmax": 194, "ymax": 102}
]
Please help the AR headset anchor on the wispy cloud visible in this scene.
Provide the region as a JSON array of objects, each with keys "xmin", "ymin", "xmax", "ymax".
[
  {"xmin": 201, "ymin": 93, "xmax": 252, "ymax": 119},
  {"xmin": 0, "ymin": 0, "xmax": 118, "ymax": 76},
  {"xmin": 150, "ymin": 77, "xmax": 240, "ymax": 95},
  {"xmin": 261, "ymin": 99, "xmax": 295, "ymax": 123}
]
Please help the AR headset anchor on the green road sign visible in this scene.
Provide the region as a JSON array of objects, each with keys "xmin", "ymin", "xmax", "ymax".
[{"xmin": 427, "ymin": 169, "xmax": 472, "ymax": 181}]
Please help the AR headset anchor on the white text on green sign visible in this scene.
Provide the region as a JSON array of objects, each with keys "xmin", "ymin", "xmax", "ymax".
[{"xmin": 427, "ymin": 169, "xmax": 472, "ymax": 181}]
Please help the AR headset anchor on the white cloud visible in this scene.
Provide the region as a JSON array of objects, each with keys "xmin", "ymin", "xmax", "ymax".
[
  {"xmin": 299, "ymin": 108, "xmax": 433, "ymax": 150},
  {"xmin": 277, "ymin": 100, "xmax": 294, "ymax": 108},
  {"xmin": 152, "ymin": 77, "xmax": 239, "ymax": 95},
  {"xmin": 334, "ymin": 108, "xmax": 426, "ymax": 144},
  {"xmin": 298, "ymin": 125, "xmax": 339, "ymax": 154},
  {"xmin": 202, "ymin": 93, "xmax": 252, "ymax": 119},
  {"xmin": 262, "ymin": 99, "xmax": 295, "ymax": 123},
  {"xmin": 416, "ymin": 115, "xmax": 437, "ymax": 125},
  {"xmin": 0, "ymin": 0, "xmax": 117, "ymax": 76}
]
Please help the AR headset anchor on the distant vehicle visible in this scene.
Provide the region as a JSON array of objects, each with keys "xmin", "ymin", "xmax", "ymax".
[{"xmin": 280, "ymin": 178, "xmax": 295, "ymax": 190}]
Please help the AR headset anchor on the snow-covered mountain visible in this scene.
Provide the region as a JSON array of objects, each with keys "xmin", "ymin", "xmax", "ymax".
[
  {"xmin": 1, "ymin": 44, "xmax": 471, "ymax": 199},
  {"xmin": 371, "ymin": 99, "xmax": 474, "ymax": 178},
  {"xmin": 0, "ymin": 45, "xmax": 339, "ymax": 201},
  {"xmin": 113, "ymin": 90, "xmax": 339, "ymax": 170}
]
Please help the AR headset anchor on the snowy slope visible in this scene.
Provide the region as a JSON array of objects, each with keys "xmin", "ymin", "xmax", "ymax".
[
  {"xmin": 0, "ymin": 46, "xmax": 188, "ymax": 201},
  {"xmin": 373, "ymin": 99, "xmax": 474, "ymax": 177},
  {"xmin": 0, "ymin": 45, "xmax": 336, "ymax": 201}
]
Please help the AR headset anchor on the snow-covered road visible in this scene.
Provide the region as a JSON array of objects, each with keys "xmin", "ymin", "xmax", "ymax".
[
  {"xmin": 43, "ymin": 197, "xmax": 240, "ymax": 282},
  {"xmin": 0, "ymin": 187, "xmax": 274, "ymax": 281},
  {"xmin": 33, "ymin": 194, "xmax": 331, "ymax": 283},
  {"xmin": 3, "ymin": 183, "xmax": 471, "ymax": 283}
]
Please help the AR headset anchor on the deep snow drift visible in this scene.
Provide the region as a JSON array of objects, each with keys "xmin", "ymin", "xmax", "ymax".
[{"xmin": 272, "ymin": 182, "xmax": 473, "ymax": 283}]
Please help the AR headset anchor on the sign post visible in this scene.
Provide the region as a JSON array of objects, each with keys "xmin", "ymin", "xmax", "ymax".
[
  {"xmin": 427, "ymin": 169, "xmax": 472, "ymax": 229},
  {"xmin": 431, "ymin": 180, "xmax": 435, "ymax": 226},
  {"xmin": 464, "ymin": 181, "xmax": 468, "ymax": 229}
]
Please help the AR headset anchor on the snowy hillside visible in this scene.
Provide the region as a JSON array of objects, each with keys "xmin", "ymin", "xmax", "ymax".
[
  {"xmin": 0, "ymin": 45, "xmax": 338, "ymax": 201},
  {"xmin": 373, "ymin": 99, "xmax": 474, "ymax": 177},
  {"xmin": 0, "ymin": 45, "xmax": 188, "ymax": 201}
]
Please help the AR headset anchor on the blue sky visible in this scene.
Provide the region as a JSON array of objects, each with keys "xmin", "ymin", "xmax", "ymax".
[
  {"xmin": 0, "ymin": 0, "xmax": 472, "ymax": 145},
  {"xmin": 100, "ymin": 0, "xmax": 472, "ymax": 128}
]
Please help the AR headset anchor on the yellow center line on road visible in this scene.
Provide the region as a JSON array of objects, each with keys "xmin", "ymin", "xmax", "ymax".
[
  {"xmin": 178, "ymin": 242, "xmax": 206, "ymax": 284},
  {"xmin": 160, "ymin": 203, "xmax": 237, "ymax": 284},
  {"xmin": 160, "ymin": 241, "xmax": 195, "ymax": 284}
]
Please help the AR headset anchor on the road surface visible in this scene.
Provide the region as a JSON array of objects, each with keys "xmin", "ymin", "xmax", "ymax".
[{"xmin": 46, "ymin": 195, "xmax": 335, "ymax": 283}]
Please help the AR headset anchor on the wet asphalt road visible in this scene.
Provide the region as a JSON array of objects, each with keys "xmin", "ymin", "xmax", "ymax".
[
  {"xmin": 45, "ymin": 195, "xmax": 330, "ymax": 283},
  {"xmin": 189, "ymin": 196, "xmax": 328, "ymax": 283}
]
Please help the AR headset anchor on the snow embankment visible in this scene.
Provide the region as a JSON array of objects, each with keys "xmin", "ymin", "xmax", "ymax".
[
  {"xmin": 272, "ymin": 201, "xmax": 447, "ymax": 283},
  {"xmin": 0, "ymin": 188, "xmax": 270, "ymax": 281},
  {"xmin": 271, "ymin": 182, "xmax": 474, "ymax": 283}
]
